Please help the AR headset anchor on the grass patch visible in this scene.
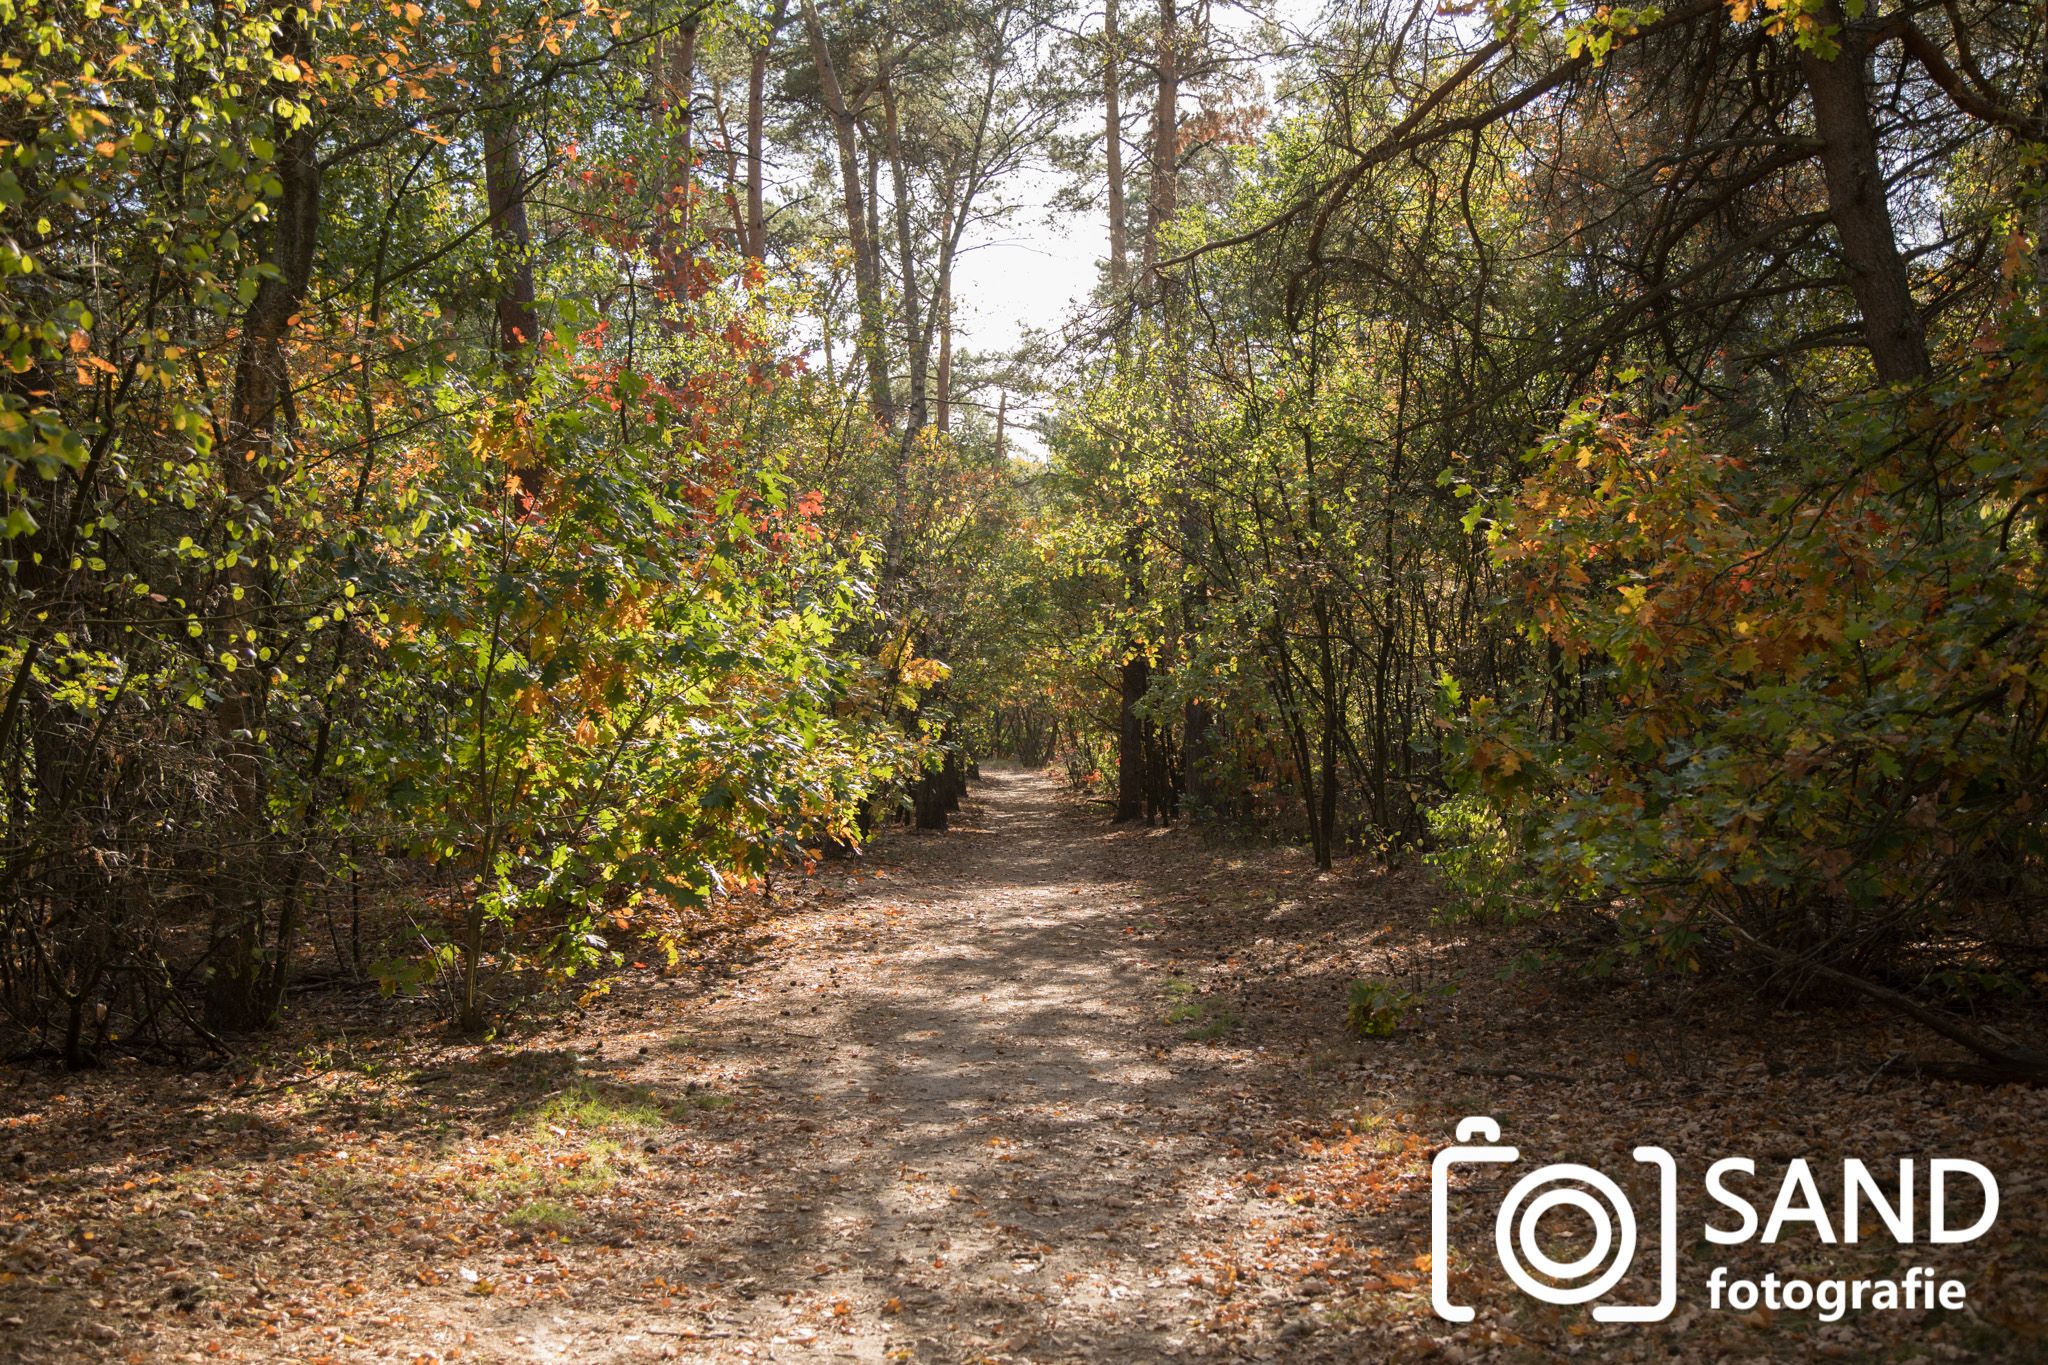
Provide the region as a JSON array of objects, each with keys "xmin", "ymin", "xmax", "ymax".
[
  {"xmin": 460, "ymin": 1134, "xmax": 639, "ymax": 1203},
  {"xmin": 555, "ymin": 1138, "xmax": 635, "ymax": 1195},
  {"xmin": 678, "ymin": 1090, "xmax": 732, "ymax": 1111},
  {"xmin": 1163, "ymin": 978, "xmax": 1243, "ymax": 1041},
  {"xmin": 528, "ymin": 1079, "xmax": 672, "ymax": 1135},
  {"xmin": 521, "ymin": 1076, "xmax": 730, "ymax": 1131},
  {"xmin": 506, "ymin": 1197, "xmax": 581, "ymax": 1232},
  {"xmin": 434, "ymin": 1075, "xmax": 726, "ymax": 1211},
  {"xmin": 470, "ymin": 1150, "xmax": 543, "ymax": 1200}
]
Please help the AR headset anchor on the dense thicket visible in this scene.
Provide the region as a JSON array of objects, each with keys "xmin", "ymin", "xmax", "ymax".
[{"xmin": 0, "ymin": 0, "xmax": 1049, "ymax": 1063}]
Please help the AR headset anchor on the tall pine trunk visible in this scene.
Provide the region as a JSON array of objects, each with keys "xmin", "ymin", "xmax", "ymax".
[
  {"xmin": 935, "ymin": 192, "xmax": 954, "ymax": 433},
  {"xmin": 745, "ymin": 1, "xmax": 787, "ymax": 260},
  {"xmin": 802, "ymin": 0, "xmax": 895, "ymax": 426},
  {"xmin": 1147, "ymin": 0, "xmax": 1214, "ymax": 812},
  {"xmin": 662, "ymin": 20, "xmax": 700, "ymax": 295},
  {"xmin": 883, "ymin": 77, "xmax": 928, "ymax": 435},
  {"xmin": 1797, "ymin": 3, "xmax": 1930, "ymax": 384},
  {"xmin": 1105, "ymin": 0, "xmax": 1127, "ymax": 290},
  {"xmin": 1107, "ymin": 0, "xmax": 1150, "ymax": 820}
]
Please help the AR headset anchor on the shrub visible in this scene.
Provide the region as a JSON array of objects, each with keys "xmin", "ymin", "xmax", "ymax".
[
  {"xmin": 1345, "ymin": 979, "xmax": 1422, "ymax": 1038},
  {"xmin": 1455, "ymin": 318, "xmax": 2048, "ymax": 981},
  {"xmin": 1421, "ymin": 792, "xmax": 1527, "ymax": 921}
]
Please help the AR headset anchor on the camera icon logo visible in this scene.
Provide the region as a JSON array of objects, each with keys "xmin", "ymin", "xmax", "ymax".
[{"xmin": 1431, "ymin": 1117, "xmax": 1677, "ymax": 1323}]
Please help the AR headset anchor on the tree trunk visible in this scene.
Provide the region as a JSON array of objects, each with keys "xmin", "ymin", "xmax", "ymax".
[
  {"xmin": 206, "ymin": 4, "xmax": 322, "ymax": 1032},
  {"xmin": 882, "ymin": 76, "xmax": 928, "ymax": 435},
  {"xmin": 1147, "ymin": 0, "xmax": 1214, "ymax": 811},
  {"xmin": 1797, "ymin": 4, "xmax": 1930, "ymax": 384},
  {"xmin": 1105, "ymin": 0, "xmax": 1154, "ymax": 825},
  {"xmin": 663, "ymin": 19, "xmax": 700, "ymax": 290},
  {"xmin": 935, "ymin": 240, "xmax": 953, "ymax": 433},
  {"xmin": 2036, "ymin": 34, "xmax": 2048, "ymax": 292},
  {"xmin": 801, "ymin": 0, "xmax": 894, "ymax": 425},
  {"xmin": 483, "ymin": 125, "xmax": 538, "ymax": 368},
  {"xmin": 864, "ymin": 137, "xmax": 886, "ymax": 364},
  {"xmin": 1116, "ymin": 650, "xmax": 1149, "ymax": 822},
  {"xmin": 1179, "ymin": 561, "xmax": 1213, "ymax": 813},
  {"xmin": 1142, "ymin": 0, "xmax": 1176, "ymax": 288},
  {"xmin": 1312, "ymin": 588, "xmax": 1341, "ymax": 871},
  {"xmin": 1104, "ymin": 0, "xmax": 1127, "ymax": 288},
  {"xmin": 482, "ymin": 93, "xmax": 543, "ymax": 503},
  {"xmin": 711, "ymin": 75, "xmax": 750, "ymax": 249},
  {"xmin": 745, "ymin": 0, "xmax": 787, "ymax": 260}
]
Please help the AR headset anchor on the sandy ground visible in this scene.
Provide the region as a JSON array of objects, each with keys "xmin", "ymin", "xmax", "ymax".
[
  {"xmin": 563, "ymin": 761, "xmax": 1323, "ymax": 1362},
  {"xmin": 4, "ymin": 763, "xmax": 2043, "ymax": 1363}
]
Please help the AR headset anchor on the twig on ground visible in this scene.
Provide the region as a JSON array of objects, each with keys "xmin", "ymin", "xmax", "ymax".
[{"xmin": 1452, "ymin": 1064, "xmax": 1574, "ymax": 1085}]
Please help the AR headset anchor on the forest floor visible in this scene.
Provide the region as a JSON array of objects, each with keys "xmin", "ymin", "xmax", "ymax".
[{"xmin": 3, "ymin": 765, "xmax": 2044, "ymax": 1363}]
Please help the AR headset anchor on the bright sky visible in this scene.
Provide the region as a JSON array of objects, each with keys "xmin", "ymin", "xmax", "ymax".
[
  {"xmin": 941, "ymin": 0, "xmax": 1323, "ymax": 455},
  {"xmin": 948, "ymin": 174, "xmax": 1105, "ymax": 455},
  {"xmin": 953, "ymin": 164, "xmax": 1108, "ymax": 358}
]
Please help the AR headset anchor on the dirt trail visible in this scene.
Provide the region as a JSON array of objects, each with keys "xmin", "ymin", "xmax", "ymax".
[
  {"xmin": 14, "ymin": 763, "xmax": 2036, "ymax": 1362},
  {"xmin": 8, "ymin": 763, "xmax": 1369, "ymax": 1365},
  {"xmin": 604, "ymin": 762, "xmax": 1284, "ymax": 1362}
]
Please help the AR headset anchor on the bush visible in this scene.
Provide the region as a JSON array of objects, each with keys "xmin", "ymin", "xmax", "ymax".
[
  {"xmin": 1455, "ymin": 318, "xmax": 2048, "ymax": 981},
  {"xmin": 1421, "ymin": 793, "xmax": 1527, "ymax": 921},
  {"xmin": 1345, "ymin": 978, "xmax": 1423, "ymax": 1038}
]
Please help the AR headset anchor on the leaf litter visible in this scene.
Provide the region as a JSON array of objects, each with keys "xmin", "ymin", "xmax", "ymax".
[{"xmin": 2, "ymin": 766, "xmax": 2043, "ymax": 1362}]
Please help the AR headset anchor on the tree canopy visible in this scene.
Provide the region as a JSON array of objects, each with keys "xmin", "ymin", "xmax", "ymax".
[{"xmin": 2, "ymin": 0, "xmax": 2043, "ymax": 1082}]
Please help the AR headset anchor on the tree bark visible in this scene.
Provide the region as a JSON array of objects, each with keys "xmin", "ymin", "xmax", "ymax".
[
  {"xmin": 935, "ymin": 194, "xmax": 954, "ymax": 434},
  {"xmin": 801, "ymin": 0, "xmax": 895, "ymax": 425},
  {"xmin": 1148, "ymin": 0, "xmax": 1215, "ymax": 811},
  {"xmin": 663, "ymin": 19, "xmax": 700, "ymax": 290},
  {"xmin": 745, "ymin": 0, "xmax": 787, "ymax": 260},
  {"xmin": 1105, "ymin": 0, "xmax": 1127, "ymax": 288},
  {"xmin": 711, "ymin": 74, "xmax": 750, "ymax": 248},
  {"xmin": 864, "ymin": 135, "xmax": 886, "ymax": 353},
  {"xmin": 1797, "ymin": 4, "xmax": 1930, "ymax": 383},
  {"xmin": 482, "ymin": 124, "xmax": 538, "ymax": 369},
  {"xmin": 1117, "ymin": 649, "xmax": 1149, "ymax": 822},
  {"xmin": 482, "ymin": 87, "xmax": 544, "ymax": 500},
  {"xmin": 206, "ymin": 4, "xmax": 322, "ymax": 1031},
  {"xmin": 1142, "ymin": 0, "xmax": 1177, "ymax": 288},
  {"xmin": 1106, "ymin": 0, "xmax": 1153, "ymax": 823},
  {"xmin": 882, "ymin": 75, "xmax": 928, "ymax": 435}
]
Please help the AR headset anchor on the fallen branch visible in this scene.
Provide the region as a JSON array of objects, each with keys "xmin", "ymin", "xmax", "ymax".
[
  {"xmin": 642, "ymin": 1327, "xmax": 734, "ymax": 1338},
  {"xmin": 1712, "ymin": 910, "xmax": 2048, "ymax": 1085}
]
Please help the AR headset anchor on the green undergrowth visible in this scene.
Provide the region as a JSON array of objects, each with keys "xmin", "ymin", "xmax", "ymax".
[{"xmin": 1164, "ymin": 978, "xmax": 1243, "ymax": 1041}]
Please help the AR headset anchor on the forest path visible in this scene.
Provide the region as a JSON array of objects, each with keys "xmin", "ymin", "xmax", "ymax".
[
  {"xmin": 10, "ymin": 764, "xmax": 2035, "ymax": 1363},
  {"xmin": 580, "ymin": 762, "xmax": 1290, "ymax": 1362},
  {"xmin": 9, "ymin": 762, "xmax": 1397, "ymax": 1365}
]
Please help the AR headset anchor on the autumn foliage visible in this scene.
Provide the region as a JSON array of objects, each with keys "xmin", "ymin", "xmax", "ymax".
[
  {"xmin": 1460, "ymin": 316, "xmax": 2048, "ymax": 981},
  {"xmin": 0, "ymin": 0, "xmax": 978, "ymax": 1062}
]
